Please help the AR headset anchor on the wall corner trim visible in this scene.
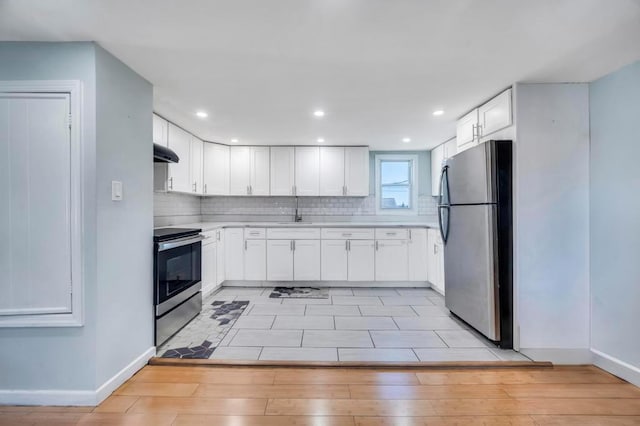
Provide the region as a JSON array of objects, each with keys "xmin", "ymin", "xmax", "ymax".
[
  {"xmin": 0, "ymin": 346, "xmax": 155, "ymax": 406},
  {"xmin": 592, "ymin": 348, "xmax": 640, "ymax": 387}
]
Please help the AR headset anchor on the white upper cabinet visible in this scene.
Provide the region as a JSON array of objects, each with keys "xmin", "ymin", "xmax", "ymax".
[
  {"xmin": 319, "ymin": 146, "xmax": 345, "ymax": 196},
  {"xmin": 229, "ymin": 146, "xmax": 251, "ymax": 195},
  {"xmin": 250, "ymin": 146, "xmax": 270, "ymax": 196},
  {"xmin": 344, "ymin": 147, "xmax": 370, "ymax": 196},
  {"xmin": 444, "ymin": 138, "xmax": 457, "ymax": 159},
  {"xmin": 456, "ymin": 109, "xmax": 479, "ymax": 153},
  {"xmin": 167, "ymin": 123, "xmax": 192, "ymax": 193},
  {"xmin": 190, "ymin": 136, "xmax": 203, "ymax": 195},
  {"xmin": 270, "ymin": 146, "xmax": 295, "ymax": 196},
  {"xmin": 229, "ymin": 146, "xmax": 269, "ymax": 195},
  {"xmin": 152, "ymin": 114, "xmax": 168, "ymax": 146},
  {"xmin": 295, "ymin": 147, "xmax": 320, "ymax": 196},
  {"xmin": 478, "ymin": 88, "xmax": 512, "ymax": 138},
  {"xmin": 203, "ymin": 143, "xmax": 229, "ymax": 195},
  {"xmin": 430, "ymin": 144, "xmax": 445, "ymax": 197},
  {"xmin": 456, "ymin": 88, "xmax": 513, "ymax": 153}
]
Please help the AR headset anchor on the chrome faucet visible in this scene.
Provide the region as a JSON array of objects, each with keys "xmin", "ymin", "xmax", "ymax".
[{"xmin": 294, "ymin": 197, "xmax": 303, "ymax": 222}]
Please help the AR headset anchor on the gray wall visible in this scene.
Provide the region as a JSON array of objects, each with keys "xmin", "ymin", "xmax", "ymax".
[
  {"xmin": 514, "ymin": 83, "xmax": 591, "ymax": 358},
  {"xmin": 0, "ymin": 42, "xmax": 98, "ymax": 391},
  {"xmin": 94, "ymin": 46, "xmax": 154, "ymax": 386},
  {"xmin": 590, "ymin": 60, "xmax": 640, "ymax": 384}
]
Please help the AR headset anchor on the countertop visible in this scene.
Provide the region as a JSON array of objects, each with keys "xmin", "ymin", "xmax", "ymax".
[{"xmin": 156, "ymin": 221, "xmax": 439, "ymax": 231}]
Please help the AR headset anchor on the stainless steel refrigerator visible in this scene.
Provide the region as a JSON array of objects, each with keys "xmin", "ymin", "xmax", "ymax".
[{"xmin": 438, "ymin": 140, "xmax": 513, "ymax": 348}]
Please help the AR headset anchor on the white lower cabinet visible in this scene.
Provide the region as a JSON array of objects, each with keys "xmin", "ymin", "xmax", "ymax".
[
  {"xmin": 427, "ymin": 229, "xmax": 445, "ymax": 294},
  {"xmin": 202, "ymin": 237, "xmax": 217, "ymax": 295},
  {"xmin": 215, "ymin": 229, "xmax": 225, "ymax": 285},
  {"xmin": 224, "ymin": 228, "xmax": 244, "ymax": 280},
  {"xmin": 348, "ymin": 240, "xmax": 375, "ymax": 281},
  {"xmin": 321, "ymin": 240, "xmax": 348, "ymax": 281},
  {"xmin": 293, "ymin": 240, "xmax": 321, "ymax": 280},
  {"xmin": 375, "ymin": 239, "xmax": 408, "ymax": 281},
  {"xmin": 244, "ymin": 239, "xmax": 266, "ymax": 280},
  {"xmin": 408, "ymin": 228, "xmax": 428, "ymax": 281},
  {"xmin": 267, "ymin": 240, "xmax": 294, "ymax": 281}
]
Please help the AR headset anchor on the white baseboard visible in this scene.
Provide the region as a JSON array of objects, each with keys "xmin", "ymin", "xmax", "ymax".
[
  {"xmin": 202, "ymin": 283, "xmax": 221, "ymax": 297},
  {"xmin": 0, "ymin": 346, "xmax": 155, "ymax": 406},
  {"xmin": 592, "ymin": 348, "xmax": 640, "ymax": 387},
  {"xmin": 519, "ymin": 348, "xmax": 593, "ymax": 364},
  {"xmin": 94, "ymin": 346, "xmax": 156, "ymax": 404},
  {"xmin": 221, "ymin": 280, "xmax": 431, "ymax": 289}
]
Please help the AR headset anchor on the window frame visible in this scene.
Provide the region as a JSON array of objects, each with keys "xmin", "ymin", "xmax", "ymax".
[{"xmin": 375, "ymin": 154, "xmax": 419, "ymax": 215}]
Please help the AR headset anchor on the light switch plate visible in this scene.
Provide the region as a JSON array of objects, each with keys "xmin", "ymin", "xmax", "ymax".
[{"xmin": 111, "ymin": 181, "xmax": 123, "ymax": 201}]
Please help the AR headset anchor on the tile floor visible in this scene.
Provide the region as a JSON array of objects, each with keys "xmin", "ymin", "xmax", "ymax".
[{"xmin": 160, "ymin": 286, "xmax": 531, "ymax": 362}]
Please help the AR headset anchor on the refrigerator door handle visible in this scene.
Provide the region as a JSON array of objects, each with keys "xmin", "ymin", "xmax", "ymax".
[
  {"xmin": 438, "ymin": 205, "xmax": 450, "ymax": 244},
  {"xmin": 439, "ymin": 165, "xmax": 450, "ymax": 206}
]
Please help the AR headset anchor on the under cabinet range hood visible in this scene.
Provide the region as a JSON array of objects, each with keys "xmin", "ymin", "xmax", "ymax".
[{"xmin": 154, "ymin": 143, "xmax": 179, "ymax": 163}]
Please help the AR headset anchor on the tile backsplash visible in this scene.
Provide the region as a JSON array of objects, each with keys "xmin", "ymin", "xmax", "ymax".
[{"xmin": 154, "ymin": 192, "xmax": 438, "ymax": 226}]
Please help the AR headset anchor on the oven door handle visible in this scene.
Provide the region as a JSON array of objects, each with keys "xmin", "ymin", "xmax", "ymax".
[{"xmin": 157, "ymin": 234, "xmax": 204, "ymax": 252}]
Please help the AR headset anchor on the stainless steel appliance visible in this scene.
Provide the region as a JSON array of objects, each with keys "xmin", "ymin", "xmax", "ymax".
[
  {"xmin": 438, "ymin": 140, "xmax": 513, "ymax": 348},
  {"xmin": 154, "ymin": 228, "xmax": 203, "ymax": 345}
]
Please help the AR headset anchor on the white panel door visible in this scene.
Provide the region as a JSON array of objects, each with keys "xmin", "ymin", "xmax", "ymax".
[
  {"xmin": 319, "ymin": 146, "xmax": 345, "ymax": 196},
  {"xmin": 215, "ymin": 229, "xmax": 225, "ymax": 285},
  {"xmin": 375, "ymin": 240, "xmax": 408, "ymax": 281},
  {"xmin": 431, "ymin": 144, "xmax": 444, "ymax": 196},
  {"xmin": 408, "ymin": 229, "xmax": 428, "ymax": 281},
  {"xmin": 190, "ymin": 136, "xmax": 203, "ymax": 195},
  {"xmin": 294, "ymin": 240, "xmax": 321, "ymax": 280},
  {"xmin": 250, "ymin": 146, "xmax": 270, "ymax": 195},
  {"xmin": 152, "ymin": 114, "xmax": 168, "ymax": 146},
  {"xmin": 479, "ymin": 88, "xmax": 512, "ymax": 138},
  {"xmin": 344, "ymin": 147, "xmax": 369, "ymax": 196},
  {"xmin": 244, "ymin": 239, "xmax": 266, "ymax": 280},
  {"xmin": 202, "ymin": 241, "xmax": 217, "ymax": 294},
  {"xmin": 348, "ymin": 240, "xmax": 375, "ymax": 281},
  {"xmin": 444, "ymin": 138, "xmax": 457, "ymax": 160},
  {"xmin": 203, "ymin": 143, "xmax": 229, "ymax": 195},
  {"xmin": 224, "ymin": 228, "xmax": 244, "ymax": 280},
  {"xmin": 294, "ymin": 147, "xmax": 319, "ymax": 196},
  {"xmin": 270, "ymin": 146, "xmax": 295, "ymax": 196},
  {"xmin": 167, "ymin": 123, "xmax": 191, "ymax": 193},
  {"xmin": 321, "ymin": 240, "xmax": 348, "ymax": 281},
  {"xmin": 267, "ymin": 240, "xmax": 294, "ymax": 281},
  {"xmin": 456, "ymin": 108, "xmax": 478, "ymax": 152},
  {"xmin": 229, "ymin": 146, "xmax": 251, "ymax": 195},
  {"xmin": 0, "ymin": 93, "xmax": 73, "ymax": 315}
]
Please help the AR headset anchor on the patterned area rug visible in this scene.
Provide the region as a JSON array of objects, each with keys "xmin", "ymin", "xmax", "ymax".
[
  {"xmin": 269, "ymin": 287, "xmax": 329, "ymax": 299},
  {"xmin": 158, "ymin": 298, "xmax": 249, "ymax": 359}
]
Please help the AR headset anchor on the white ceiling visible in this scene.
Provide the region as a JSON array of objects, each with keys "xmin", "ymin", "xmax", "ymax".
[{"xmin": 2, "ymin": 0, "xmax": 640, "ymax": 150}]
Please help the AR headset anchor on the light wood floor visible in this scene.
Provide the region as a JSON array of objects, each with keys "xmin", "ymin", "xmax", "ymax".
[{"xmin": 1, "ymin": 365, "xmax": 640, "ymax": 425}]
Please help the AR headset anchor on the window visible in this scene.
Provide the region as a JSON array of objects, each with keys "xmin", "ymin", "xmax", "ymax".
[{"xmin": 375, "ymin": 154, "xmax": 418, "ymax": 215}]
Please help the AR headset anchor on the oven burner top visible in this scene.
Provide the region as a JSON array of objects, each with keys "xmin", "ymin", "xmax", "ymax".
[{"xmin": 153, "ymin": 227, "xmax": 202, "ymax": 242}]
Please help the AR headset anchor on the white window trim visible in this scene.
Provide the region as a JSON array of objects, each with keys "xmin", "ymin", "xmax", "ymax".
[
  {"xmin": 0, "ymin": 80, "xmax": 84, "ymax": 327},
  {"xmin": 375, "ymin": 154, "xmax": 419, "ymax": 216}
]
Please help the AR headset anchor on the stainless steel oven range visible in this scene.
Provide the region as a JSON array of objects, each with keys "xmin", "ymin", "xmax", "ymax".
[{"xmin": 153, "ymin": 227, "xmax": 203, "ymax": 346}]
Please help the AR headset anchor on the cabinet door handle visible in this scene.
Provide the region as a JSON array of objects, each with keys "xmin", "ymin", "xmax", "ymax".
[
  {"xmin": 244, "ymin": 240, "xmax": 247, "ymax": 250},
  {"xmin": 375, "ymin": 241, "xmax": 379, "ymax": 251},
  {"xmin": 477, "ymin": 124, "xmax": 483, "ymax": 139},
  {"xmin": 290, "ymin": 240, "xmax": 293, "ymax": 251},
  {"xmin": 409, "ymin": 230, "xmax": 412, "ymax": 241},
  {"xmin": 168, "ymin": 177, "xmax": 173, "ymax": 190},
  {"xmin": 193, "ymin": 182, "xmax": 197, "ymax": 192},
  {"xmin": 216, "ymin": 230, "xmax": 220, "ymax": 241},
  {"xmin": 250, "ymin": 185, "xmax": 253, "ymax": 195},
  {"xmin": 345, "ymin": 240, "xmax": 348, "ymax": 251},
  {"xmin": 204, "ymin": 183, "xmax": 207, "ymax": 194},
  {"xmin": 348, "ymin": 240, "xmax": 351, "ymax": 251},
  {"xmin": 293, "ymin": 240, "xmax": 296, "ymax": 251}
]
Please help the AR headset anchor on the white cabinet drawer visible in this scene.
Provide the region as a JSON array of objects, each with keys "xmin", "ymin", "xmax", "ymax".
[
  {"xmin": 375, "ymin": 228, "xmax": 409, "ymax": 240},
  {"xmin": 321, "ymin": 228, "xmax": 374, "ymax": 240},
  {"xmin": 266, "ymin": 228, "xmax": 321, "ymax": 240},
  {"xmin": 201, "ymin": 229, "xmax": 219, "ymax": 245},
  {"xmin": 244, "ymin": 228, "xmax": 266, "ymax": 239}
]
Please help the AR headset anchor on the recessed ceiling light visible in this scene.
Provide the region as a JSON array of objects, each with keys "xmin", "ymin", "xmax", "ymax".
[
  {"xmin": 313, "ymin": 110, "xmax": 325, "ymax": 118},
  {"xmin": 317, "ymin": 138, "xmax": 325, "ymax": 143},
  {"xmin": 230, "ymin": 138, "xmax": 239, "ymax": 143},
  {"xmin": 196, "ymin": 111, "xmax": 208, "ymax": 118},
  {"xmin": 402, "ymin": 137, "xmax": 411, "ymax": 143},
  {"xmin": 432, "ymin": 110, "xmax": 444, "ymax": 116}
]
